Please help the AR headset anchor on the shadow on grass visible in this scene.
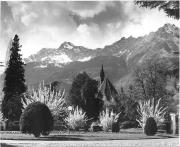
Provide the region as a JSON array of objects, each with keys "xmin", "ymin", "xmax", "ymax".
[
  {"xmin": 40, "ymin": 135, "xmax": 84, "ymax": 141},
  {"xmin": 156, "ymin": 134, "xmax": 177, "ymax": 138},
  {"xmin": 38, "ymin": 134, "xmax": 177, "ymax": 141},
  {"xmin": 1, "ymin": 143, "xmax": 17, "ymax": 147},
  {"xmin": 120, "ymin": 131, "xmax": 141, "ymax": 134}
]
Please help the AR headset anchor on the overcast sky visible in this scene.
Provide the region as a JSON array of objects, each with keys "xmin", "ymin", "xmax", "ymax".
[{"xmin": 1, "ymin": 1, "xmax": 179, "ymax": 61}]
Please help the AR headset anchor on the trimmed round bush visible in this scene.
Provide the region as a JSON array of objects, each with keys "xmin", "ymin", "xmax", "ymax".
[
  {"xmin": 144, "ymin": 117, "xmax": 157, "ymax": 136},
  {"xmin": 19, "ymin": 102, "xmax": 53, "ymax": 137}
]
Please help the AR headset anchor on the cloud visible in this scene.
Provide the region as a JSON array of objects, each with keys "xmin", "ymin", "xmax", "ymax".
[
  {"xmin": 67, "ymin": 1, "xmax": 113, "ymax": 18},
  {"xmin": 21, "ymin": 12, "xmax": 38, "ymax": 26},
  {"xmin": 1, "ymin": 1, "xmax": 179, "ymax": 61}
]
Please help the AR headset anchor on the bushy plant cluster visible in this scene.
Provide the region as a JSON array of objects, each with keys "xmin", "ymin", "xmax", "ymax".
[
  {"xmin": 23, "ymin": 82, "xmax": 67, "ymax": 114},
  {"xmin": 136, "ymin": 98, "xmax": 167, "ymax": 129},
  {"xmin": 99, "ymin": 108, "xmax": 120, "ymax": 131},
  {"xmin": 20, "ymin": 102, "xmax": 53, "ymax": 137},
  {"xmin": 116, "ymin": 86, "xmax": 138, "ymax": 123},
  {"xmin": 65, "ymin": 106, "xmax": 88, "ymax": 131},
  {"xmin": 23, "ymin": 82, "xmax": 68, "ymax": 130}
]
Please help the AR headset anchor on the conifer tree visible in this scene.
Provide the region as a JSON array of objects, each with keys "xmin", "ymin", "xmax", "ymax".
[
  {"xmin": 135, "ymin": 1, "xmax": 179, "ymax": 19},
  {"xmin": 2, "ymin": 34, "xmax": 27, "ymax": 121}
]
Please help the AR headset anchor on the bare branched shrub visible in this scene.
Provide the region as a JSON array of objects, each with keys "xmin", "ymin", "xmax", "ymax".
[
  {"xmin": 65, "ymin": 106, "xmax": 88, "ymax": 131},
  {"xmin": 99, "ymin": 108, "xmax": 120, "ymax": 131},
  {"xmin": 136, "ymin": 98, "xmax": 167, "ymax": 129}
]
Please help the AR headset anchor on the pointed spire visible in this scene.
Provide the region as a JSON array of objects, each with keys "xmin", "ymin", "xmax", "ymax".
[{"xmin": 100, "ymin": 64, "xmax": 105, "ymax": 83}]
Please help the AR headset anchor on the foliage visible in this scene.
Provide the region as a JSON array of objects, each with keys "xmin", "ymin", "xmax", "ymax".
[
  {"xmin": 68, "ymin": 72, "xmax": 103, "ymax": 120},
  {"xmin": 134, "ymin": 60, "xmax": 168, "ymax": 103},
  {"xmin": 99, "ymin": 108, "xmax": 120, "ymax": 131},
  {"xmin": 117, "ymin": 86, "xmax": 138, "ymax": 122},
  {"xmin": 23, "ymin": 81, "xmax": 67, "ymax": 116},
  {"xmin": 6, "ymin": 120, "xmax": 19, "ymax": 131},
  {"xmin": 112, "ymin": 122, "xmax": 120, "ymax": 132},
  {"xmin": 20, "ymin": 102, "xmax": 53, "ymax": 137},
  {"xmin": 3, "ymin": 94, "xmax": 24, "ymax": 121},
  {"xmin": 118, "ymin": 59, "xmax": 177, "ymax": 123},
  {"xmin": 65, "ymin": 106, "xmax": 88, "ymax": 131},
  {"xmin": 135, "ymin": 1, "xmax": 179, "ymax": 19},
  {"xmin": 136, "ymin": 98, "xmax": 167, "ymax": 129},
  {"xmin": 81, "ymin": 77, "xmax": 103, "ymax": 120},
  {"xmin": 23, "ymin": 82, "xmax": 68, "ymax": 130},
  {"xmin": 2, "ymin": 35, "xmax": 27, "ymax": 121},
  {"xmin": 90, "ymin": 121, "xmax": 103, "ymax": 132},
  {"xmin": 144, "ymin": 117, "xmax": 157, "ymax": 136},
  {"xmin": 68, "ymin": 72, "xmax": 89, "ymax": 106},
  {"xmin": 163, "ymin": 113, "xmax": 172, "ymax": 134},
  {"xmin": 120, "ymin": 121, "xmax": 138, "ymax": 129}
]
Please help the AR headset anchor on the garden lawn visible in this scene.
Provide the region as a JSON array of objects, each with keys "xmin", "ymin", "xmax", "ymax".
[{"xmin": 0, "ymin": 128, "xmax": 178, "ymax": 141}]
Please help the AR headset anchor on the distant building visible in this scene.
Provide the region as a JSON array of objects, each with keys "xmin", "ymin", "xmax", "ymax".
[{"xmin": 98, "ymin": 65, "xmax": 119, "ymax": 109}]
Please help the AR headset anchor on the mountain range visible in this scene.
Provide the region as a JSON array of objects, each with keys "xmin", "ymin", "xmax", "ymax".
[{"xmin": 1, "ymin": 23, "xmax": 179, "ymax": 91}]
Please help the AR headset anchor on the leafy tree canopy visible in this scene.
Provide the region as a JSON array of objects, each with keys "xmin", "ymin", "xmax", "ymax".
[{"xmin": 68, "ymin": 72, "xmax": 103, "ymax": 120}]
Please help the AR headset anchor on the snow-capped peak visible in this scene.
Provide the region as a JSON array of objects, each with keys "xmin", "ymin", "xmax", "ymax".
[
  {"xmin": 41, "ymin": 54, "xmax": 72, "ymax": 64},
  {"xmin": 78, "ymin": 56, "xmax": 92, "ymax": 62},
  {"xmin": 60, "ymin": 41, "xmax": 74, "ymax": 50}
]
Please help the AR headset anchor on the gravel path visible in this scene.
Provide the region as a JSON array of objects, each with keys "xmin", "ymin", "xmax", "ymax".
[{"xmin": 1, "ymin": 138, "xmax": 179, "ymax": 147}]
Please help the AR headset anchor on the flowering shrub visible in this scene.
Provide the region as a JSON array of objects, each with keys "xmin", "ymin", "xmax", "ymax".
[
  {"xmin": 99, "ymin": 108, "xmax": 120, "ymax": 131},
  {"xmin": 65, "ymin": 106, "xmax": 88, "ymax": 131},
  {"xmin": 23, "ymin": 82, "xmax": 67, "ymax": 112},
  {"xmin": 136, "ymin": 98, "xmax": 167, "ymax": 129}
]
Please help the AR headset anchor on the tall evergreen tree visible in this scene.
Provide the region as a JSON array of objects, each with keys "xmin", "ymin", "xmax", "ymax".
[{"xmin": 2, "ymin": 34, "xmax": 27, "ymax": 121}]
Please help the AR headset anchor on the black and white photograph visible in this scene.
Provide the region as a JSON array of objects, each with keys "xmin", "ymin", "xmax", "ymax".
[{"xmin": 0, "ymin": 0, "xmax": 179, "ymax": 146}]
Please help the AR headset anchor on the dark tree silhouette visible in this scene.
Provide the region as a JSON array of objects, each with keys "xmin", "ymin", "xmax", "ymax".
[
  {"xmin": 68, "ymin": 72, "xmax": 89, "ymax": 107},
  {"xmin": 135, "ymin": 1, "xmax": 179, "ymax": 19},
  {"xmin": 68, "ymin": 72, "xmax": 103, "ymax": 120},
  {"xmin": 81, "ymin": 77, "xmax": 103, "ymax": 120},
  {"xmin": 2, "ymin": 34, "xmax": 27, "ymax": 121}
]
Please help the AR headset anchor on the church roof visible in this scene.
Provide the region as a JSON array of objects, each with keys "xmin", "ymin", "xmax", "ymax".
[{"xmin": 98, "ymin": 77, "xmax": 119, "ymax": 104}]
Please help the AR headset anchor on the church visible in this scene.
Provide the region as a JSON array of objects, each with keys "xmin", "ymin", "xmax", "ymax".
[{"xmin": 97, "ymin": 65, "xmax": 119, "ymax": 110}]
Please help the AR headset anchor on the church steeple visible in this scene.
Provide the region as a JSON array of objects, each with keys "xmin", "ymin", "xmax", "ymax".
[{"xmin": 100, "ymin": 65, "xmax": 105, "ymax": 83}]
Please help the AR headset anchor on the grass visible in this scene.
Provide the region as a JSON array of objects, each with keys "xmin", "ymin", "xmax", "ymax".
[{"xmin": 0, "ymin": 128, "xmax": 177, "ymax": 141}]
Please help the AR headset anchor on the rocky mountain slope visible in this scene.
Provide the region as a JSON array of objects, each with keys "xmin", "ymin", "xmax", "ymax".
[{"xmin": 18, "ymin": 23, "xmax": 180, "ymax": 90}]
